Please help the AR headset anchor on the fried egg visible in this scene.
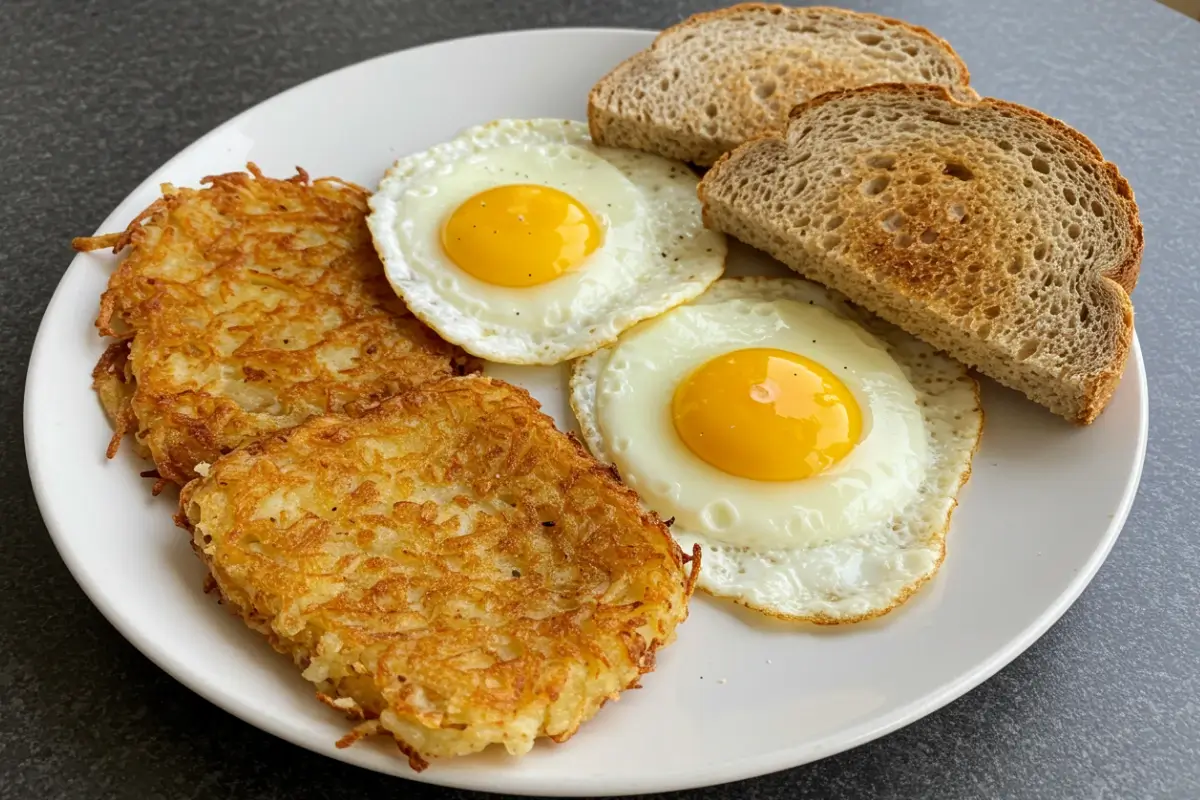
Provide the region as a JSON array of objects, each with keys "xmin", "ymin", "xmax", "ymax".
[
  {"xmin": 368, "ymin": 119, "xmax": 726, "ymax": 365},
  {"xmin": 571, "ymin": 278, "xmax": 982, "ymax": 623}
]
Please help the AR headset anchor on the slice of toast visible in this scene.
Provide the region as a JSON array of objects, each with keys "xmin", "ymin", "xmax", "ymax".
[
  {"xmin": 589, "ymin": 3, "xmax": 976, "ymax": 166},
  {"xmin": 698, "ymin": 84, "xmax": 1142, "ymax": 424}
]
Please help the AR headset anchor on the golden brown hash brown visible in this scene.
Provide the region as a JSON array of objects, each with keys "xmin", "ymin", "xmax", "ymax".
[
  {"xmin": 179, "ymin": 377, "xmax": 699, "ymax": 771},
  {"xmin": 77, "ymin": 164, "xmax": 477, "ymax": 490}
]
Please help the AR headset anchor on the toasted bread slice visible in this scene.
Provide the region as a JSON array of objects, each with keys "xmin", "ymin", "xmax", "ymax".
[
  {"xmin": 698, "ymin": 84, "xmax": 1143, "ymax": 423},
  {"xmin": 179, "ymin": 376, "xmax": 699, "ymax": 771},
  {"xmin": 589, "ymin": 3, "xmax": 976, "ymax": 166}
]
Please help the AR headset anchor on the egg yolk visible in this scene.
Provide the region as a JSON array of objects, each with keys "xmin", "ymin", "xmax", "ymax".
[
  {"xmin": 440, "ymin": 184, "xmax": 602, "ymax": 287},
  {"xmin": 671, "ymin": 348, "xmax": 863, "ymax": 481}
]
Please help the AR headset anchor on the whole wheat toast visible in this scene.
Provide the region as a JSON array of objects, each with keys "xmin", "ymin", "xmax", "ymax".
[
  {"xmin": 589, "ymin": 3, "xmax": 976, "ymax": 166},
  {"xmin": 698, "ymin": 84, "xmax": 1142, "ymax": 423}
]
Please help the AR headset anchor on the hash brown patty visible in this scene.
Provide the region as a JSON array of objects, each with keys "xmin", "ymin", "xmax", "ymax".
[
  {"xmin": 179, "ymin": 376, "xmax": 699, "ymax": 770},
  {"xmin": 77, "ymin": 164, "xmax": 476, "ymax": 490}
]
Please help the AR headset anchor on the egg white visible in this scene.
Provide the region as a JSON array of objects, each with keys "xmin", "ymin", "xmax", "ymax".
[
  {"xmin": 368, "ymin": 119, "xmax": 726, "ymax": 365},
  {"xmin": 570, "ymin": 278, "xmax": 982, "ymax": 623},
  {"xmin": 593, "ymin": 292, "xmax": 928, "ymax": 550}
]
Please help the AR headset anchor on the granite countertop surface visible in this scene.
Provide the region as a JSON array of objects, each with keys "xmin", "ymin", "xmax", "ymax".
[{"xmin": 2, "ymin": 0, "xmax": 1198, "ymax": 797}]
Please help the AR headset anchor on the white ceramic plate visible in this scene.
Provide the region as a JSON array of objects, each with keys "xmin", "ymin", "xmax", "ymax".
[{"xmin": 25, "ymin": 28, "xmax": 1147, "ymax": 797}]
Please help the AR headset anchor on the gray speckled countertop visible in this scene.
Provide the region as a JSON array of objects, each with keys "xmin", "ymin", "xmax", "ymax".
[{"xmin": 2, "ymin": 0, "xmax": 1198, "ymax": 797}]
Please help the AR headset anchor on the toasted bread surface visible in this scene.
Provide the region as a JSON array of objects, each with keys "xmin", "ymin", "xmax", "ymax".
[
  {"xmin": 179, "ymin": 376, "xmax": 698, "ymax": 770},
  {"xmin": 76, "ymin": 165, "xmax": 476, "ymax": 489},
  {"xmin": 589, "ymin": 3, "xmax": 975, "ymax": 166},
  {"xmin": 698, "ymin": 84, "xmax": 1142, "ymax": 423}
]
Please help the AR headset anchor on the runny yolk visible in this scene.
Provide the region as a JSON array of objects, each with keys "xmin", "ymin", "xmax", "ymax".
[
  {"xmin": 440, "ymin": 184, "xmax": 602, "ymax": 287},
  {"xmin": 671, "ymin": 347, "xmax": 863, "ymax": 481}
]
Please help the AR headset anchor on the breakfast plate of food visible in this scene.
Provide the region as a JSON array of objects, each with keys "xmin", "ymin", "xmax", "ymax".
[{"xmin": 25, "ymin": 5, "xmax": 1147, "ymax": 796}]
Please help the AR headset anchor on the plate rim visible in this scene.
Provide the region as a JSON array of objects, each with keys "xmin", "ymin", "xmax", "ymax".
[{"xmin": 23, "ymin": 26, "xmax": 1151, "ymax": 796}]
